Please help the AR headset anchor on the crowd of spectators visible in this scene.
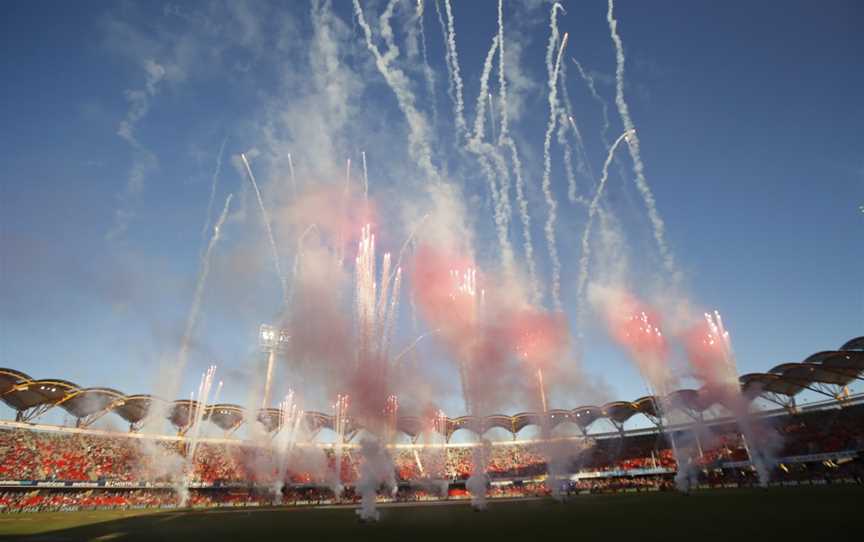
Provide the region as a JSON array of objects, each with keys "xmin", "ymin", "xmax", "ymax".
[
  {"xmin": 1, "ymin": 459, "xmax": 861, "ymax": 513},
  {"xmin": 0, "ymin": 429, "xmax": 147, "ymax": 482},
  {"xmin": 3, "ymin": 417, "xmax": 862, "ymax": 489},
  {"xmin": 1, "ymin": 403, "xmax": 862, "ymax": 513}
]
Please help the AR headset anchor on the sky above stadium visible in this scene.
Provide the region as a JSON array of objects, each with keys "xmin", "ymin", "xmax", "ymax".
[{"xmin": 1, "ymin": 1, "xmax": 862, "ymax": 429}]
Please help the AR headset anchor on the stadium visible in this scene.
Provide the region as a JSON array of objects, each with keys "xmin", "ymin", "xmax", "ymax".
[
  {"xmin": 2, "ymin": 337, "xmax": 862, "ymax": 539},
  {"xmin": 3, "ymin": 0, "xmax": 863, "ymax": 540}
]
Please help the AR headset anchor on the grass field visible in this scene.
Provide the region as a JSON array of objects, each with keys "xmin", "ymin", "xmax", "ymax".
[{"xmin": 1, "ymin": 486, "xmax": 860, "ymax": 541}]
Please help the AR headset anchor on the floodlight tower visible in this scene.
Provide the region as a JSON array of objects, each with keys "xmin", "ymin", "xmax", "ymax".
[{"xmin": 259, "ymin": 324, "xmax": 290, "ymax": 409}]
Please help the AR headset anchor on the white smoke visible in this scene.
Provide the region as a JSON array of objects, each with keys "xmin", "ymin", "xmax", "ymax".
[
  {"xmin": 108, "ymin": 59, "xmax": 166, "ymax": 241},
  {"xmin": 540, "ymin": 4, "xmax": 568, "ymax": 311},
  {"xmin": 607, "ymin": 0, "xmax": 679, "ymax": 283},
  {"xmin": 355, "ymin": 437, "xmax": 397, "ymax": 522}
]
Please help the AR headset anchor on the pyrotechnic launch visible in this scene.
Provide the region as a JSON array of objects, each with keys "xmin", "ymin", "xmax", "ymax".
[{"xmin": 1, "ymin": 0, "xmax": 861, "ymax": 539}]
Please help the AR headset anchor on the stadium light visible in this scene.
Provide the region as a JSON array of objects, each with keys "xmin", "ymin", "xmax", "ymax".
[
  {"xmin": 259, "ymin": 323, "xmax": 291, "ymax": 409},
  {"xmin": 259, "ymin": 324, "xmax": 290, "ymax": 351}
]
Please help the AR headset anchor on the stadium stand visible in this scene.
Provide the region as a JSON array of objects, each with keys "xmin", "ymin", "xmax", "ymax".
[{"xmin": 1, "ymin": 337, "xmax": 862, "ymax": 512}]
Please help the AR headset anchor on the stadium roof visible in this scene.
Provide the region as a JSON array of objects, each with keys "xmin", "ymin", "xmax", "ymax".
[
  {"xmin": 572, "ymin": 406, "xmax": 603, "ymax": 428},
  {"xmin": 666, "ymin": 389, "xmax": 710, "ymax": 414},
  {"xmin": 205, "ymin": 404, "xmax": 245, "ymax": 431},
  {"xmin": 548, "ymin": 409, "xmax": 575, "ymax": 428},
  {"xmin": 2, "ymin": 341, "xmax": 857, "ymax": 434},
  {"xmin": 841, "ymin": 336, "xmax": 864, "ymax": 350},
  {"xmin": 819, "ymin": 351, "xmax": 864, "ymax": 374},
  {"xmin": 489, "ymin": 413, "xmax": 522, "ymax": 433},
  {"xmin": 740, "ymin": 373, "xmax": 805, "ymax": 398},
  {"xmin": 770, "ymin": 362, "xmax": 858, "ymax": 387},
  {"xmin": 602, "ymin": 401, "xmax": 639, "ymax": 425},
  {"xmin": 803, "ymin": 350, "xmax": 840, "ymax": 365},
  {"xmin": 58, "ymin": 387, "xmax": 126, "ymax": 419},
  {"xmin": 1, "ymin": 379, "xmax": 80, "ymax": 412},
  {"xmin": 257, "ymin": 408, "xmax": 282, "ymax": 433},
  {"xmin": 167, "ymin": 400, "xmax": 201, "ymax": 430},
  {"xmin": 449, "ymin": 415, "xmax": 481, "ymax": 435},
  {"xmin": 0, "ymin": 368, "xmax": 31, "ymax": 395},
  {"xmin": 304, "ymin": 411, "xmax": 332, "ymax": 432},
  {"xmin": 113, "ymin": 395, "xmax": 161, "ymax": 424},
  {"xmin": 632, "ymin": 396, "xmax": 660, "ymax": 419}
]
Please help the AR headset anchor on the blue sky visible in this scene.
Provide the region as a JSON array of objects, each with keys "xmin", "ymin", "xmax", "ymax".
[{"xmin": 1, "ymin": 1, "xmax": 862, "ymax": 428}]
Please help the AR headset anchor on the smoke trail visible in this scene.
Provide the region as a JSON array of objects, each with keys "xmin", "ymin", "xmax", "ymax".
[
  {"xmin": 353, "ymin": 1, "xmax": 438, "ymax": 182},
  {"xmin": 442, "ymin": 0, "xmax": 468, "ymax": 141},
  {"xmin": 571, "ymin": 58, "xmax": 611, "ymax": 144},
  {"xmin": 390, "ymin": 214, "xmax": 428, "ymax": 286},
  {"xmin": 174, "ymin": 194, "xmax": 234, "ymax": 393},
  {"xmin": 496, "ymin": 0, "xmax": 508, "ymax": 141},
  {"xmin": 571, "ymin": 57, "xmax": 632, "ymax": 207},
  {"xmin": 379, "ymin": 0, "xmax": 401, "ymax": 63},
  {"xmin": 382, "ymin": 269, "xmax": 402, "ymax": 358},
  {"xmin": 467, "ymin": 444, "xmax": 489, "ymax": 510},
  {"xmin": 416, "ymin": 0, "xmax": 438, "ymax": 127},
  {"xmin": 361, "ymin": 151, "xmax": 369, "ymax": 200},
  {"xmin": 286, "ymin": 223, "xmax": 319, "ymax": 311},
  {"xmin": 565, "ymin": 114, "xmax": 596, "ymax": 191},
  {"xmin": 682, "ymin": 312, "xmax": 776, "ymax": 486},
  {"xmin": 434, "ymin": 0, "xmax": 456, "ymax": 125},
  {"xmin": 541, "ymin": 4, "xmax": 568, "ymax": 311},
  {"xmin": 355, "ymin": 437, "xmax": 396, "ymax": 522},
  {"xmin": 200, "ymin": 134, "xmax": 228, "ymax": 252},
  {"xmin": 558, "ymin": 111, "xmax": 584, "ymax": 206},
  {"xmin": 497, "ymin": 0, "xmax": 540, "ymax": 303},
  {"xmin": 392, "ymin": 329, "xmax": 439, "ymax": 364},
  {"xmin": 108, "ymin": 59, "xmax": 166, "ymax": 241},
  {"xmin": 607, "ymin": 0, "xmax": 678, "ymax": 281},
  {"xmin": 287, "ymin": 153, "xmax": 297, "ymax": 197},
  {"xmin": 558, "ymin": 62, "xmax": 595, "ymax": 205},
  {"xmin": 178, "ymin": 366, "xmax": 218, "ymax": 506},
  {"xmin": 273, "ymin": 392, "xmax": 305, "ymax": 499},
  {"xmin": 469, "ymin": 34, "xmax": 515, "ymax": 276},
  {"xmin": 135, "ymin": 195, "xmax": 232, "ymax": 481},
  {"xmin": 487, "ymin": 93, "xmax": 496, "ymax": 142},
  {"xmin": 240, "ymin": 153, "xmax": 287, "ymax": 300},
  {"xmin": 576, "ymin": 131, "xmax": 632, "ymax": 303}
]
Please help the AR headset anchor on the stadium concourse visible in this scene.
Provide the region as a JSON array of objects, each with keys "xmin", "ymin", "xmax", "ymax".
[{"xmin": 0, "ymin": 337, "xmax": 862, "ymax": 514}]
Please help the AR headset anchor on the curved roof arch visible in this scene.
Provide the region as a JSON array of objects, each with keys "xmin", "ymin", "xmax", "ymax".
[
  {"xmin": 58, "ymin": 387, "xmax": 126, "ymax": 419},
  {"xmin": 257, "ymin": 408, "xmax": 282, "ymax": 433},
  {"xmin": 0, "ymin": 368, "xmax": 32, "ymax": 395},
  {"xmin": 803, "ymin": 350, "xmax": 840, "ymax": 365},
  {"xmin": 816, "ymin": 351, "xmax": 864, "ymax": 380},
  {"xmin": 547, "ymin": 409, "xmax": 574, "ymax": 428},
  {"xmin": 167, "ymin": 399, "xmax": 201, "ymax": 430},
  {"xmin": 740, "ymin": 373, "xmax": 806, "ymax": 398},
  {"xmin": 666, "ymin": 389, "xmax": 713, "ymax": 414},
  {"xmin": 1, "ymin": 379, "xmax": 80, "ymax": 412},
  {"xmin": 602, "ymin": 401, "xmax": 638, "ymax": 425},
  {"xmin": 2, "ymin": 342, "xmax": 860, "ymax": 433},
  {"xmin": 509, "ymin": 413, "xmax": 539, "ymax": 434},
  {"xmin": 205, "ymin": 404, "xmax": 245, "ymax": 431},
  {"xmin": 571, "ymin": 406, "xmax": 603, "ymax": 428},
  {"xmin": 485, "ymin": 414, "xmax": 516, "ymax": 434},
  {"xmin": 112, "ymin": 394, "xmax": 162, "ymax": 424},
  {"xmin": 449, "ymin": 415, "xmax": 481, "ymax": 437},
  {"xmin": 632, "ymin": 396, "xmax": 660, "ymax": 419},
  {"xmin": 304, "ymin": 411, "xmax": 333, "ymax": 433},
  {"xmin": 772, "ymin": 361, "xmax": 858, "ymax": 387},
  {"xmin": 841, "ymin": 336, "xmax": 864, "ymax": 351}
]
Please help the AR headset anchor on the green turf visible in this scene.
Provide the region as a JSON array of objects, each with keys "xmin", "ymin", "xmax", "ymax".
[{"xmin": 1, "ymin": 486, "xmax": 860, "ymax": 541}]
